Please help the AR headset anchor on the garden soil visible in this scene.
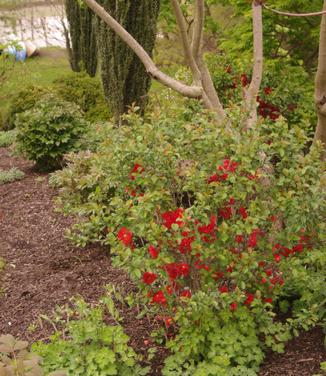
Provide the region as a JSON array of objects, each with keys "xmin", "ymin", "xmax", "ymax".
[{"xmin": 0, "ymin": 146, "xmax": 325, "ymax": 375}]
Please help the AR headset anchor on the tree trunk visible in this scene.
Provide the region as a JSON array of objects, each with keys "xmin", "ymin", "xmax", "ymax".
[
  {"xmin": 96, "ymin": 0, "xmax": 160, "ymax": 121},
  {"xmin": 314, "ymin": 0, "xmax": 326, "ymax": 158}
]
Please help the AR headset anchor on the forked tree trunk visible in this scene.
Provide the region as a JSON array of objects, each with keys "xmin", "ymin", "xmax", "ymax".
[{"xmin": 314, "ymin": 0, "xmax": 326, "ymax": 158}]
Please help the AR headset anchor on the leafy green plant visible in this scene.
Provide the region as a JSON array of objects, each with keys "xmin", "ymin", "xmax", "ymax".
[
  {"xmin": 2, "ymin": 85, "xmax": 49, "ymax": 131},
  {"xmin": 33, "ymin": 297, "xmax": 148, "ymax": 376},
  {"xmin": 15, "ymin": 95, "xmax": 88, "ymax": 171},
  {"xmin": 0, "ymin": 130, "xmax": 16, "ymax": 147},
  {"xmin": 53, "ymin": 72, "xmax": 111, "ymax": 122},
  {"xmin": 0, "ymin": 168, "xmax": 24, "ymax": 185},
  {"xmin": 52, "ymin": 109, "xmax": 325, "ymax": 373}
]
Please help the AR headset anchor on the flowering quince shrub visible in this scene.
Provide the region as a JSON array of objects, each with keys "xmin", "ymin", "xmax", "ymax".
[
  {"xmin": 51, "ymin": 109, "xmax": 325, "ymax": 374},
  {"xmin": 205, "ymin": 54, "xmax": 316, "ymax": 131}
]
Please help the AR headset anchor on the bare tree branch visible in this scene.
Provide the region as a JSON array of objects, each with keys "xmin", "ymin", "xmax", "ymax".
[
  {"xmin": 314, "ymin": 0, "xmax": 326, "ymax": 158},
  {"xmin": 84, "ymin": 0, "xmax": 202, "ymax": 99},
  {"xmin": 244, "ymin": 0, "xmax": 263, "ymax": 127}
]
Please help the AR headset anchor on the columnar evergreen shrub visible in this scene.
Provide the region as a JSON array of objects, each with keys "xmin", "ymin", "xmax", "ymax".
[{"xmin": 97, "ymin": 0, "xmax": 160, "ymax": 120}]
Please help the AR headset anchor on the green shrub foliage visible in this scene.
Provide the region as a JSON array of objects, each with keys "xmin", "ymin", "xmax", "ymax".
[
  {"xmin": 52, "ymin": 109, "xmax": 325, "ymax": 374},
  {"xmin": 33, "ymin": 298, "xmax": 148, "ymax": 376},
  {"xmin": 0, "ymin": 168, "xmax": 24, "ymax": 185},
  {"xmin": 53, "ymin": 72, "xmax": 111, "ymax": 122},
  {"xmin": 2, "ymin": 85, "xmax": 49, "ymax": 131},
  {"xmin": 0, "ymin": 130, "xmax": 17, "ymax": 147},
  {"xmin": 16, "ymin": 95, "xmax": 88, "ymax": 171}
]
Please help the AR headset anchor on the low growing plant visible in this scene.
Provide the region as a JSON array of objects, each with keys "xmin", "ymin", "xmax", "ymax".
[
  {"xmin": 0, "ymin": 168, "xmax": 24, "ymax": 185},
  {"xmin": 15, "ymin": 95, "xmax": 88, "ymax": 171},
  {"xmin": 33, "ymin": 297, "xmax": 148, "ymax": 376},
  {"xmin": 0, "ymin": 130, "xmax": 16, "ymax": 147}
]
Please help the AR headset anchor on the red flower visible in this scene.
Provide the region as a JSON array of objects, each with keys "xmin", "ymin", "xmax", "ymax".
[
  {"xmin": 143, "ymin": 272, "xmax": 157, "ymax": 285},
  {"xmin": 130, "ymin": 163, "xmax": 144, "ymax": 180},
  {"xmin": 241, "ymin": 74, "xmax": 248, "ymax": 87},
  {"xmin": 229, "ymin": 197, "xmax": 235, "ymax": 205},
  {"xmin": 264, "ymin": 87, "xmax": 273, "ymax": 95},
  {"xmin": 180, "ymin": 289, "xmax": 192, "ymax": 299},
  {"xmin": 179, "ymin": 235, "xmax": 195, "ymax": 254},
  {"xmin": 258, "ymin": 261, "xmax": 266, "ymax": 268},
  {"xmin": 264, "ymin": 297, "xmax": 273, "ymax": 304},
  {"xmin": 207, "ymin": 173, "xmax": 220, "ymax": 184},
  {"xmin": 219, "ymin": 159, "xmax": 238, "ymax": 173},
  {"xmin": 244, "ymin": 293, "xmax": 254, "ymax": 306},
  {"xmin": 152, "ymin": 290, "xmax": 167, "ymax": 305},
  {"xmin": 148, "ymin": 245, "xmax": 159, "ymax": 259},
  {"xmin": 248, "ymin": 232, "xmax": 258, "ymax": 248},
  {"xmin": 235, "ymin": 235, "xmax": 244, "ymax": 243},
  {"xmin": 164, "ymin": 317, "xmax": 173, "ymax": 327},
  {"xmin": 238, "ymin": 207, "xmax": 248, "ymax": 220},
  {"xmin": 261, "ymin": 278, "xmax": 267, "ymax": 284},
  {"xmin": 266, "ymin": 268, "xmax": 273, "ymax": 277},
  {"xmin": 117, "ymin": 227, "xmax": 133, "ymax": 247},
  {"xmin": 213, "ymin": 271, "xmax": 224, "ymax": 281},
  {"xmin": 274, "ymin": 254, "xmax": 281, "ymax": 263},
  {"xmin": 219, "ymin": 207, "xmax": 232, "ymax": 220},
  {"xmin": 198, "ymin": 215, "xmax": 217, "ymax": 234},
  {"xmin": 219, "ymin": 285, "xmax": 228, "ymax": 294},
  {"xmin": 164, "ymin": 263, "xmax": 190, "ymax": 280},
  {"xmin": 162, "ymin": 208, "xmax": 184, "ymax": 229},
  {"xmin": 230, "ymin": 302, "xmax": 238, "ymax": 311}
]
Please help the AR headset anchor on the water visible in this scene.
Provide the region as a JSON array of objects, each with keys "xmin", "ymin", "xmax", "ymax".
[{"xmin": 0, "ymin": 3, "xmax": 67, "ymax": 48}]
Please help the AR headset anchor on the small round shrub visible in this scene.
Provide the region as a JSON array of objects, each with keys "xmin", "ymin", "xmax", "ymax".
[
  {"xmin": 53, "ymin": 72, "xmax": 111, "ymax": 122},
  {"xmin": 16, "ymin": 95, "xmax": 88, "ymax": 171},
  {"xmin": 2, "ymin": 85, "xmax": 49, "ymax": 130}
]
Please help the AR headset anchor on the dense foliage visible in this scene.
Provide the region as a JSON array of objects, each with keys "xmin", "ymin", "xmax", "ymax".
[
  {"xmin": 51, "ymin": 109, "xmax": 325, "ymax": 374},
  {"xmin": 16, "ymin": 95, "xmax": 88, "ymax": 170},
  {"xmin": 53, "ymin": 72, "xmax": 111, "ymax": 122}
]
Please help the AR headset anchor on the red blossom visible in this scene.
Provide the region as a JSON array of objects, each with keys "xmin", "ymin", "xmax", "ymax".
[
  {"xmin": 180, "ymin": 290, "xmax": 192, "ymax": 299},
  {"xmin": 264, "ymin": 297, "xmax": 273, "ymax": 304},
  {"xmin": 152, "ymin": 290, "xmax": 167, "ymax": 305},
  {"xmin": 143, "ymin": 272, "xmax": 158, "ymax": 285},
  {"xmin": 244, "ymin": 293, "xmax": 255, "ymax": 306},
  {"xmin": 248, "ymin": 232, "xmax": 258, "ymax": 248},
  {"xmin": 219, "ymin": 207, "xmax": 232, "ymax": 220},
  {"xmin": 179, "ymin": 235, "xmax": 195, "ymax": 254},
  {"xmin": 238, "ymin": 207, "xmax": 248, "ymax": 220},
  {"xmin": 241, "ymin": 74, "xmax": 248, "ymax": 87},
  {"xmin": 274, "ymin": 254, "xmax": 281, "ymax": 263},
  {"xmin": 117, "ymin": 227, "xmax": 133, "ymax": 247},
  {"xmin": 264, "ymin": 87, "xmax": 273, "ymax": 95},
  {"xmin": 235, "ymin": 235, "xmax": 244, "ymax": 243},
  {"xmin": 213, "ymin": 271, "xmax": 224, "ymax": 281},
  {"xmin": 129, "ymin": 163, "xmax": 144, "ymax": 180},
  {"xmin": 230, "ymin": 302, "xmax": 238, "ymax": 311},
  {"xmin": 164, "ymin": 262, "xmax": 190, "ymax": 280},
  {"xmin": 219, "ymin": 285, "xmax": 228, "ymax": 294},
  {"xmin": 162, "ymin": 208, "xmax": 184, "ymax": 229},
  {"xmin": 148, "ymin": 245, "xmax": 159, "ymax": 259}
]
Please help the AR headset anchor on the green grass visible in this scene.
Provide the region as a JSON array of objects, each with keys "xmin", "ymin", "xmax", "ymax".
[{"xmin": 0, "ymin": 48, "xmax": 70, "ymax": 115}]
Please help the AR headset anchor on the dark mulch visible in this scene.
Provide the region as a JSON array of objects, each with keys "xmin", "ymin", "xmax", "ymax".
[{"xmin": 0, "ymin": 146, "xmax": 325, "ymax": 375}]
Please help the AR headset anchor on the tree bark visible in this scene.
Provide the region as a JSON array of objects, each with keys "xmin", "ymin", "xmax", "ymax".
[{"xmin": 314, "ymin": 0, "xmax": 326, "ymax": 158}]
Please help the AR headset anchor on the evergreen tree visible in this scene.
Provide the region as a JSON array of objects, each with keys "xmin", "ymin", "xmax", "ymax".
[
  {"xmin": 97, "ymin": 0, "xmax": 160, "ymax": 120},
  {"xmin": 65, "ymin": 0, "xmax": 98, "ymax": 77}
]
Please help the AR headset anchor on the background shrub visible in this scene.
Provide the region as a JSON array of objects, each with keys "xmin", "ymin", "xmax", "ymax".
[
  {"xmin": 53, "ymin": 72, "xmax": 111, "ymax": 122},
  {"xmin": 16, "ymin": 95, "xmax": 88, "ymax": 171},
  {"xmin": 2, "ymin": 85, "xmax": 49, "ymax": 131}
]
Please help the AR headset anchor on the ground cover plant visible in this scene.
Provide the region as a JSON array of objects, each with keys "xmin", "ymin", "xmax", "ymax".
[
  {"xmin": 0, "ymin": 167, "xmax": 24, "ymax": 185},
  {"xmin": 0, "ymin": 130, "xmax": 16, "ymax": 147}
]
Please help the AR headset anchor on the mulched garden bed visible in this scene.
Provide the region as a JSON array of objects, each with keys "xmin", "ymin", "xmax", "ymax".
[{"xmin": 0, "ymin": 146, "xmax": 325, "ymax": 375}]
